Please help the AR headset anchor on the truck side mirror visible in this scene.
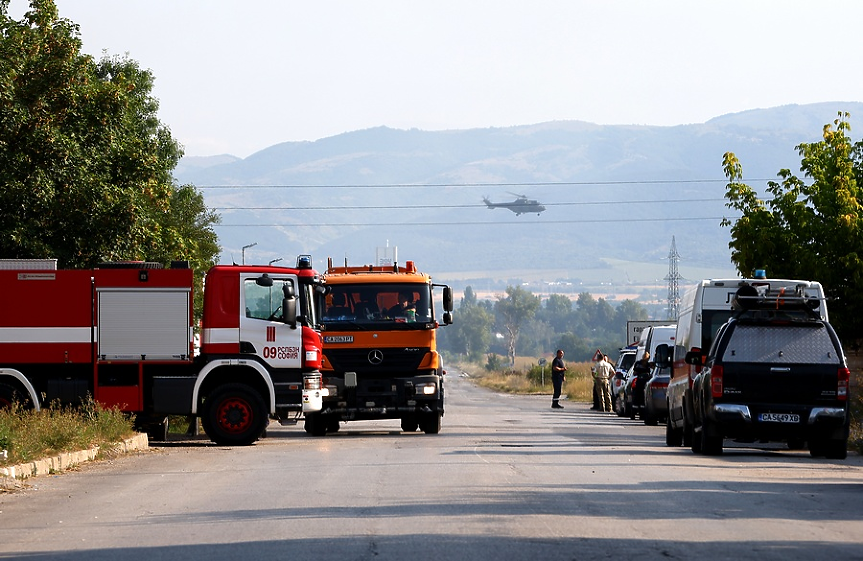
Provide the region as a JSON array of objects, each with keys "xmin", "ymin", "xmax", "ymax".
[
  {"xmin": 443, "ymin": 286, "xmax": 454, "ymax": 312},
  {"xmin": 654, "ymin": 343, "xmax": 671, "ymax": 368},
  {"xmin": 283, "ymin": 297, "xmax": 297, "ymax": 328},
  {"xmin": 684, "ymin": 348, "xmax": 702, "ymax": 366},
  {"xmin": 443, "ymin": 311, "xmax": 453, "ymax": 325}
]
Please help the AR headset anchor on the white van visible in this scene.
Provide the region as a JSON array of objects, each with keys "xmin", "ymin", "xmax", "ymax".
[
  {"xmin": 626, "ymin": 324, "xmax": 675, "ymax": 420},
  {"xmin": 665, "ymin": 275, "xmax": 827, "ymax": 446}
]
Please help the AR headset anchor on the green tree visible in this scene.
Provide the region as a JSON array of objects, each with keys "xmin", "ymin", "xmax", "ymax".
[
  {"xmin": 454, "ymin": 304, "xmax": 494, "ymax": 361},
  {"xmin": 494, "ymin": 285, "xmax": 540, "ymax": 365},
  {"xmin": 0, "ymin": 1, "xmax": 219, "ymax": 274},
  {"xmin": 461, "ymin": 285, "xmax": 478, "ymax": 308},
  {"xmin": 722, "ymin": 112, "xmax": 863, "ymax": 341}
]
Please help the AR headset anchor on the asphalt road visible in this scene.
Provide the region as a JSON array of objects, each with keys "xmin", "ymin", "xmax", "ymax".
[{"xmin": 1, "ymin": 373, "xmax": 861, "ymax": 560}]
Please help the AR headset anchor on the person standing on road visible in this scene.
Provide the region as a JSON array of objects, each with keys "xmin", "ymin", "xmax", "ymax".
[
  {"xmin": 551, "ymin": 349, "xmax": 566, "ymax": 409},
  {"xmin": 593, "ymin": 354, "xmax": 615, "ymax": 412}
]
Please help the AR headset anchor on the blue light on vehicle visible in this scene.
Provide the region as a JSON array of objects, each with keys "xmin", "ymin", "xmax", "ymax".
[{"xmin": 754, "ymin": 269, "xmax": 766, "ymax": 279}]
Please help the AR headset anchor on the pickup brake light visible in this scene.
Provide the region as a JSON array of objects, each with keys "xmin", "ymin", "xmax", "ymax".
[
  {"xmin": 838, "ymin": 367, "xmax": 850, "ymax": 401},
  {"xmin": 710, "ymin": 365, "xmax": 723, "ymax": 399}
]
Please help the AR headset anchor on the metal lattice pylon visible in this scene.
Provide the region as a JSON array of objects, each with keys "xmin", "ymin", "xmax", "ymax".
[{"xmin": 665, "ymin": 236, "xmax": 681, "ymax": 320}]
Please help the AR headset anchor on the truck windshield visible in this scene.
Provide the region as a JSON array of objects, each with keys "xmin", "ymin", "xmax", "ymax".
[{"xmin": 323, "ymin": 283, "xmax": 433, "ymax": 328}]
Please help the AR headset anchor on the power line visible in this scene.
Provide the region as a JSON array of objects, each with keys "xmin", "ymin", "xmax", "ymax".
[
  {"xmin": 211, "ymin": 197, "xmax": 728, "ymax": 211},
  {"xmin": 215, "ymin": 216, "xmax": 737, "ymax": 227},
  {"xmin": 196, "ymin": 178, "xmax": 773, "ymax": 190}
]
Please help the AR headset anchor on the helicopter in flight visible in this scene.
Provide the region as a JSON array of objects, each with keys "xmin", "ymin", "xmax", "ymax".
[{"xmin": 482, "ymin": 193, "xmax": 547, "ymax": 216}]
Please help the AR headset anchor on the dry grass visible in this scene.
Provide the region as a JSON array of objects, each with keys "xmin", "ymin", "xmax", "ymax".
[
  {"xmin": 455, "ymin": 355, "xmax": 595, "ymax": 402},
  {"xmin": 849, "ymin": 391, "xmax": 863, "ymax": 455},
  {"xmin": 0, "ymin": 398, "xmax": 135, "ymax": 467}
]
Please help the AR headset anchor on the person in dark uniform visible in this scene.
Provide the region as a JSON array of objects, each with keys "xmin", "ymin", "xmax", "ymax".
[{"xmin": 551, "ymin": 349, "xmax": 566, "ymax": 409}]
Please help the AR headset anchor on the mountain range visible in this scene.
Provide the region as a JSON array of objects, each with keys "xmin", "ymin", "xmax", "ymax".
[{"xmin": 174, "ymin": 102, "xmax": 863, "ymax": 304}]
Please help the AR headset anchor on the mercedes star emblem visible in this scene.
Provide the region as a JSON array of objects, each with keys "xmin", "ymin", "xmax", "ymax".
[{"xmin": 368, "ymin": 349, "xmax": 384, "ymax": 365}]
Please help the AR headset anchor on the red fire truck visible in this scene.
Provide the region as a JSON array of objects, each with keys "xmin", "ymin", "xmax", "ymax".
[{"xmin": 0, "ymin": 257, "xmax": 325, "ymax": 446}]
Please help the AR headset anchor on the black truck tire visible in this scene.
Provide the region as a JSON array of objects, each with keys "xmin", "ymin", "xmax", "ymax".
[
  {"xmin": 201, "ymin": 384, "xmax": 268, "ymax": 446},
  {"xmin": 304, "ymin": 412, "xmax": 327, "ymax": 437},
  {"xmin": 665, "ymin": 416, "xmax": 683, "ymax": 447},
  {"xmin": 401, "ymin": 416, "xmax": 419, "ymax": 433},
  {"xmin": 419, "ymin": 412, "xmax": 441, "ymax": 434}
]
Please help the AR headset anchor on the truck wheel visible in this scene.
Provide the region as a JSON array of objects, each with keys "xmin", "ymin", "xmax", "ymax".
[
  {"xmin": 700, "ymin": 416, "xmax": 723, "ymax": 456},
  {"xmin": 690, "ymin": 412, "xmax": 703, "ymax": 454},
  {"xmin": 419, "ymin": 412, "xmax": 441, "ymax": 434},
  {"xmin": 304, "ymin": 412, "xmax": 327, "ymax": 437},
  {"xmin": 682, "ymin": 415, "xmax": 693, "ymax": 447},
  {"xmin": 643, "ymin": 403, "xmax": 658, "ymax": 426},
  {"xmin": 136, "ymin": 415, "xmax": 169, "ymax": 441},
  {"xmin": 0, "ymin": 383, "xmax": 18, "ymax": 409},
  {"xmin": 822, "ymin": 439, "xmax": 848, "ymax": 460},
  {"xmin": 665, "ymin": 418, "xmax": 683, "ymax": 447},
  {"xmin": 326, "ymin": 416, "xmax": 341, "ymax": 434},
  {"xmin": 401, "ymin": 417, "xmax": 419, "ymax": 433},
  {"xmin": 201, "ymin": 384, "xmax": 268, "ymax": 446}
]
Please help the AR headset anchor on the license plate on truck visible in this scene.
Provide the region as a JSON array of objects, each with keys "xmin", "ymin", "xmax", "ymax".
[{"xmin": 759, "ymin": 413, "xmax": 800, "ymax": 423}]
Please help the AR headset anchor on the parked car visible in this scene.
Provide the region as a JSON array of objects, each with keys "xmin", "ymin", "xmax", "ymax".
[
  {"xmin": 614, "ymin": 365, "xmax": 633, "ymax": 417},
  {"xmin": 612, "ymin": 346, "xmax": 637, "ymax": 411},
  {"xmin": 626, "ymin": 325, "xmax": 675, "ymax": 420},
  {"xmin": 687, "ymin": 286, "xmax": 849, "ymax": 458},
  {"xmin": 667, "ymin": 274, "xmax": 827, "ymax": 449},
  {"xmin": 642, "ymin": 343, "xmax": 671, "ymax": 426}
]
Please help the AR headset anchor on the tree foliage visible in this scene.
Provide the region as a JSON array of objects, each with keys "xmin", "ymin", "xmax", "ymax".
[
  {"xmin": 0, "ymin": 0, "xmax": 219, "ymax": 274},
  {"xmin": 722, "ymin": 112, "xmax": 863, "ymax": 342},
  {"xmin": 494, "ymin": 286, "xmax": 541, "ymax": 365}
]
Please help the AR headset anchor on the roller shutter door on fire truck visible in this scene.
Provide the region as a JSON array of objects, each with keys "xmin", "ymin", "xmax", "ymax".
[{"xmin": 97, "ymin": 288, "xmax": 191, "ymax": 360}]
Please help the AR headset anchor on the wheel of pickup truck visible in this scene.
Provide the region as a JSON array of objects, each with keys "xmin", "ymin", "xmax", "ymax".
[
  {"xmin": 814, "ymin": 439, "xmax": 848, "ymax": 460},
  {"xmin": 201, "ymin": 384, "xmax": 268, "ymax": 446},
  {"xmin": 665, "ymin": 417, "xmax": 683, "ymax": 447},
  {"xmin": 682, "ymin": 414, "xmax": 693, "ymax": 448},
  {"xmin": 419, "ymin": 412, "xmax": 441, "ymax": 434},
  {"xmin": 401, "ymin": 416, "xmax": 419, "ymax": 433},
  {"xmin": 698, "ymin": 408, "xmax": 723, "ymax": 456}
]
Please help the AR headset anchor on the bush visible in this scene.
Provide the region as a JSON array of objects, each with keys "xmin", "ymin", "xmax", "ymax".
[
  {"xmin": 485, "ymin": 353, "xmax": 507, "ymax": 371},
  {"xmin": 0, "ymin": 397, "xmax": 134, "ymax": 466}
]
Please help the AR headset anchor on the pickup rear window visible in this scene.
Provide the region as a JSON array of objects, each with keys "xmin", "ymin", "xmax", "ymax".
[{"xmin": 721, "ymin": 324, "xmax": 840, "ymax": 365}]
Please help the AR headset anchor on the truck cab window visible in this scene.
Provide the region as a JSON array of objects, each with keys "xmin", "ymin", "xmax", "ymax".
[{"xmin": 245, "ymin": 278, "xmax": 293, "ymax": 321}]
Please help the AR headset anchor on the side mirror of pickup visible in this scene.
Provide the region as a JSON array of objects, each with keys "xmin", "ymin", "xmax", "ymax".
[
  {"xmin": 654, "ymin": 343, "xmax": 672, "ymax": 368},
  {"xmin": 684, "ymin": 348, "xmax": 703, "ymax": 367}
]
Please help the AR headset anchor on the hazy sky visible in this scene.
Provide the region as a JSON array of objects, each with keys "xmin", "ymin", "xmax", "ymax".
[{"xmin": 9, "ymin": 1, "xmax": 863, "ymax": 158}]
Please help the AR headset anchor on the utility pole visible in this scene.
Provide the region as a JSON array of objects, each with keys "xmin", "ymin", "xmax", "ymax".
[
  {"xmin": 241, "ymin": 242, "xmax": 257, "ymax": 265},
  {"xmin": 665, "ymin": 236, "xmax": 681, "ymax": 320}
]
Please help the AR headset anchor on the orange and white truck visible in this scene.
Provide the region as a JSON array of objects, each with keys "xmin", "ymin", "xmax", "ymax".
[
  {"xmin": 307, "ymin": 259, "xmax": 453, "ymax": 435},
  {"xmin": 0, "ymin": 256, "xmax": 325, "ymax": 446}
]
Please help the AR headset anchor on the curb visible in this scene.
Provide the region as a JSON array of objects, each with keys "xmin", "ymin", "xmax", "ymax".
[{"xmin": 0, "ymin": 433, "xmax": 149, "ymax": 481}]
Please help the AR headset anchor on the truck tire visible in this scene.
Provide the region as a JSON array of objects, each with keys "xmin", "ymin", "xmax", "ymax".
[
  {"xmin": 698, "ymin": 405, "xmax": 723, "ymax": 456},
  {"xmin": 304, "ymin": 412, "xmax": 327, "ymax": 437},
  {"xmin": 419, "ymin": 412, "xmax": 441, "ymax": 434},
  {"xmin": 201, "ymin": 384, "xmax": 268, "ymax": 446},
  {"xmin": 821, "ymin": 439, "xmax": 848, "ymax": 460},
  {"xmin": 643, "ymin": 402, "xmax": 658, "ymax": 426},
  {"xmin": 135, "ymin": 415, "xmax": 169, "ymax": 441},
  {"xmin": 665, "ymin": 417, "xmax": 683, "ymax": 447},
  {"xmin": 401, "ymin": 416, "xmax": 419, "ymax": 433},
  {"xmin": 0, "ymin": 382, "xmax": 19, "ymax": 409}
]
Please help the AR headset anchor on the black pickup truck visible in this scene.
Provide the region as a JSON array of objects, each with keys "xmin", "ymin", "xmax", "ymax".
[{"xmin": 686, "ymin": 290, "xmax": 850, "ymax": 459}]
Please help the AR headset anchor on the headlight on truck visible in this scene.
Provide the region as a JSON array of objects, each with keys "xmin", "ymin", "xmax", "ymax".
[{"xmin": 416, "ymin": 383, "xmax": 437, "ymax": 395}]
